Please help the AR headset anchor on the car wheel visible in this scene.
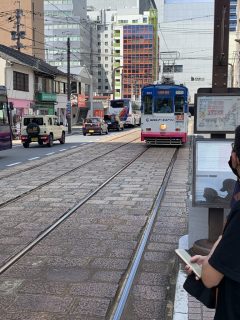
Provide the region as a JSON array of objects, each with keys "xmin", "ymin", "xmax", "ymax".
[
  {"xmin": 47, "ymin": 134, "xmax": 53, "ymax": 147},
  {"xmin": 38, "ymin": 140, "xmax": 43, "ymax": 146},
  {"xmin": 23, "ymin": 142, "xmax": 29, "ymax": 148},
  {"xmin": 106, "ymin": 128, "xmax": 108, "ymax": 135},
  {"xmin": 60, "ymin": 132, "xmax": 65, "ymax": 144},
  {"xmin": 83, "ymin": 133, "xmax": 86, "ymax": 136}
]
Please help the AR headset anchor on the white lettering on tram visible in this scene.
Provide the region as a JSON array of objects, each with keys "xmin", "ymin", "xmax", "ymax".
[{"xmin": 146, "ymin": 118, "xmax": 174, "ymax": 122}]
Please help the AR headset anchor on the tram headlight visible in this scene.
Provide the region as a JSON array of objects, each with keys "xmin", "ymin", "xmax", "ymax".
[{"xmin": 160, "ymin": 124, "xmax": 167, "ymax": 131}]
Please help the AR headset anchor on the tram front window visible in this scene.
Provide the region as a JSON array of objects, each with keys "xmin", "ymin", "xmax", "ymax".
[
  {"xmin": 175, "ymin": 96, "xmax": 184, "ymax": 113},
  {"xmin": 155, "ymin": 98, "xmax": 172, "ymax": 113},
  {"xmin": 143, "ymin": 95, "xmax": 153, "ymax": 114}
]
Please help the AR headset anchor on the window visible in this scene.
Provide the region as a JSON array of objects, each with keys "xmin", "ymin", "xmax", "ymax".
[
  {"xmin": 155, "ymin": 98, "xmax": 172, "ymax": 113},
  {"xmin": 0, "ymin": 103, "xmax": 9, "ymax": 124},
  {"xmin": 163, "ymin": 64, "xmax": 183, "ymax": 73},
  {"xmin": 143, "ymin": 95, "xmax": 152, "ymax": 114},
  {"xmin": 174, "ymin": 96, "xmax": 184, "ymax": 113},
  {"xmin": 71, "ymin": 81, "xmax": 77, "ymax": 93},
  {"xmin": 60, "ymin": 82, "xmax": 66, "ymax": 93},
  {"xmin": 13, "ymin": 71, "xmax": 29, "ymax": 91}
]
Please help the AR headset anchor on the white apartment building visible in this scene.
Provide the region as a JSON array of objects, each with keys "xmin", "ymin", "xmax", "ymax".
[
  {"xmin": 44, "ymin": 0, "xmax": 98, "ymax": 92},
  {"xmin": 87, "ymin": 8, "xmax": 116, "ymax": 95},
  {"xmin": 158, "ymin": 0, "xmax": 215, "ymax": 103}
]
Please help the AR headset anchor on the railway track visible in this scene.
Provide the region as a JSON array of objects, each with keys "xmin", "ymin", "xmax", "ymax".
[
  {"xmin": 0, "ymin": 129, "xmax": 139, "ymax": 181},
  {"xmin": 0, "ymin": 139, "xmax": 190, "ymax": 320},
  {"xmin": 0, "ymin": 136, "xmax": 140, "ymax": 209}
]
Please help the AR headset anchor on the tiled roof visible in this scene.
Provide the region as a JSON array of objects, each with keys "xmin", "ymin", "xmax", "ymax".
[{"xmin": 0, "ymin": 44, "xmax": 66, "ymax": 77}]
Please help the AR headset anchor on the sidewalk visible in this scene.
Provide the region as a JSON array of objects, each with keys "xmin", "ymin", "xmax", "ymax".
[{"xmin": 173, "ymin": 235, "xmax": 215, "ymax": 320}]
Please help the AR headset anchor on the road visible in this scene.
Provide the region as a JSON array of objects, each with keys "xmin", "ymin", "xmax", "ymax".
[{"xmin": 0, "ymin": 128, "xmax": 132, "ymax": 170}]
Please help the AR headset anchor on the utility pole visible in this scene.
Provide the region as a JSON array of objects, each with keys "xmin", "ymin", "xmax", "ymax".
[
  {"xmin": 208, "ymin": 0, "xmax": 229, "ymax": 243},
  {"xmin": 193, "ymin": 0, "xmax": 230, "ymax": 254},
  {"xmin": 66, "ymin": 37, "xmax": 72, "ymax": 134},
  {"xmin": 11, "ymin": 2, "xmax": 25, "ymax": 51}
]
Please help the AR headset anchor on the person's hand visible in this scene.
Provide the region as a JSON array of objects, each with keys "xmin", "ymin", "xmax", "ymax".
[
  {"xmin": 190, "ymin": 254, "xmax": 206, "ymax": 265},
  {"xmin": 184, "ymin": 255, "xmax": 206, "ymax": 278}
]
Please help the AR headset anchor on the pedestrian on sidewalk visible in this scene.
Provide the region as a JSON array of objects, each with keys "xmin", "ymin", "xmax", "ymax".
[{"xmin": 185, "ymin": 125, "xmax": 240, "ymax": 319}]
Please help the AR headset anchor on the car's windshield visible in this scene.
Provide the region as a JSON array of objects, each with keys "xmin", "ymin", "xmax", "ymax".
[{"xmin": 85, "ymin": 118, "xmax": 100, "ymax": 124}]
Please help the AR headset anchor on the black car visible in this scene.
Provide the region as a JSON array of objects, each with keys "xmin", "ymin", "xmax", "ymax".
[{"xmin": 104, "ymin": 115, "xmax": 124, "ymax": 131}]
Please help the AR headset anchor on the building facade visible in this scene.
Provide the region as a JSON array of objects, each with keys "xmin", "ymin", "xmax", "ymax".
[
  {"xmin": 87, "ymin": 0, "xmax": 156, "ymax": 13},
  {"xmin": 44, "ymin": 0, "xmax": 98, "ymax": 93},
  {"xmin": 158, "ymin": 0, "xmax": 214, "ymax": 103},
  {"xmin": 87, "ymin": 1, "xmax": 158, "ymax": 99},
  {"xmin": 0, "ymin": 0, "xmax": 44, "ymax": 59},
  {"xmin": 113, "ymin": 10, "xmax": 159, "ymax": 100}
]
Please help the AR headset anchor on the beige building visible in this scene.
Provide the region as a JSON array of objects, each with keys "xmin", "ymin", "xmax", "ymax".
[{"xmin": 0, "ymin": 0, "xmax": 44, "ymax": 59}]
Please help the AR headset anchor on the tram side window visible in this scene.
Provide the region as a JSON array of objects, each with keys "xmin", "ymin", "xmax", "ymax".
[
  {"xmin": 175, "ymin": 96, "xmax": 184, "ymax": 113},
  {"xmin": 0, "ymin": 103, "xmax": 8, "ymax": 124},
  {"xmin": 143, "ymin": 95, "xmax": 153, "ymax": 114},
  {"xmin": 155, "ymin": 98, "xmax": 172, "ymax": 113}
]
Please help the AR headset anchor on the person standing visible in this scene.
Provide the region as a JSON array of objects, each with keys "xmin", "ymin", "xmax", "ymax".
[{"xmin": 185, "ymin": 125, "xmax": 240, "ymax": 319}]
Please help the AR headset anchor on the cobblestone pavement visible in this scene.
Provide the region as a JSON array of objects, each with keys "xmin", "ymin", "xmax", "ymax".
[
  {"xmin": 121, "ymin": 145, "xmax": 191, "ymax": 319},
  {"xmin": 0, "ymin": 136, "xmax": 187, "ymax": 319}
]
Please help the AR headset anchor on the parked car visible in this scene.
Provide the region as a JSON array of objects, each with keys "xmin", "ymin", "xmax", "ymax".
[
  {"xmin": 104, "ymin": 115, "xmax": 124, "ymax": 131},
  {"xmin": 82, "ymin": 117, "xmax": 108, "ymax": 136},
  {"xmin": 20, "ymin": 115, "xmax": 66, "ymax": 148}
]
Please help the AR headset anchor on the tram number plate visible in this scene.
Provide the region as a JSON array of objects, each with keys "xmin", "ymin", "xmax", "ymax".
[
  {"xmin": 31, "ymin": 138, "xmax": 38, "ymax": 142},
  {"xmin": 89, "ymin": 130, "xmax": 94, "ymax": 133}
]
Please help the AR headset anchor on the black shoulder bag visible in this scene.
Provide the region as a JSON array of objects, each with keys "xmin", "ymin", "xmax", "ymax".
[{"xmin": 183, "ymin": 273, "xmax": 217, "ymax": 309}]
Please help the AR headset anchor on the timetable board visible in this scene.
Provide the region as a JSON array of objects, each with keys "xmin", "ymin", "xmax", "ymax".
[{"xmin": 194, "ymin": 94, "xmax": 240, "ymax": 133}]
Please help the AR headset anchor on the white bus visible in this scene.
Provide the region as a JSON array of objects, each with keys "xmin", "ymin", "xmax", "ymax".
[{"xmin": 109, "ymin": 99, "xmax": 141, "ymax": 127}]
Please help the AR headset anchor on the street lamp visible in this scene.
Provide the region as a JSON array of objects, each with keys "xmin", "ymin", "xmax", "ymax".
[{"xmin": 112, "ymin": 66, "xmax": 123, "ymax": 100}]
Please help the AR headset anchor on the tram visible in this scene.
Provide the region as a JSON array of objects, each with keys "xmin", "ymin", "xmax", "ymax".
[
  {"xmin": 0, "ymin": 85, "xmax": 12, "ymax": 151},
  {"xmin": 141, "ymin": 81, "xmax": 189, "ymax": 145}
]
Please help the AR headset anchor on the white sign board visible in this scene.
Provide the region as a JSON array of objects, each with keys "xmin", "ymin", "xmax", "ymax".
[
  {"xmin": 193, "ymin": 139, "xmax": 236, "ymax": 208},
  {"xmin": 196, "ymin": 95, "xmax": 240, "ymax": 133}
]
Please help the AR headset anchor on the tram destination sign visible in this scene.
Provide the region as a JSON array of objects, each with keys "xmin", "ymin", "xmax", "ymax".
[
  {"xmin": 194, "ymin": 93, "xmax": 240, "ymax": 133},
  {"xmin": 192, "ymin": 139, "xmax": 235, "ymax": 208}
]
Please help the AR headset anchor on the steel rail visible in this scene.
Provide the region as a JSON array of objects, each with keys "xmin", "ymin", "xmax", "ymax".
[
  {"xmin": 0, "ymin": 128, "xmax": 139, "ymax": 180},
  {"xmin": 0, "ymin": 137, "xmax": 140, "ymax": 209},
  {"xmin": 108, "ymin": 148, "xmax": 179, "ymax": 320},
  {"xmin": 0, "ymin": 147, "xmax": 148, "ymax": 275}
]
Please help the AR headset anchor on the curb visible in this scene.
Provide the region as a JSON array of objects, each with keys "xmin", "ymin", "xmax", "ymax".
[{"xmin": 173, "ymin": 235, "xmax": 189, "ymax": 320}]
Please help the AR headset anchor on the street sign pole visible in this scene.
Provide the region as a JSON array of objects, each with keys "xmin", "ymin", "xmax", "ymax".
[{"xmin": 67, "ymin": 37, "xmax": 71, "ymax": 134}]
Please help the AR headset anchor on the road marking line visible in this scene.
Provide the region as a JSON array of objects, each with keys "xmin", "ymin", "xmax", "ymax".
[
  {"xmin": 70, "ymin": 146, "xmax": 77, "ymax": 148},
  {"xmin": 28, "ymin": 157, "xmax": 40, "ymax": 161},
  {"xmin": 6, "ymin": 162, "xmax": 21, "ymax": 167},
  {"xmin": 59, "ymin": 149, "xmax": 67, "ymax": 152},
  {"xmin": 45, "ymin": 152, "xmax": 55, "ymax": 156}
]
